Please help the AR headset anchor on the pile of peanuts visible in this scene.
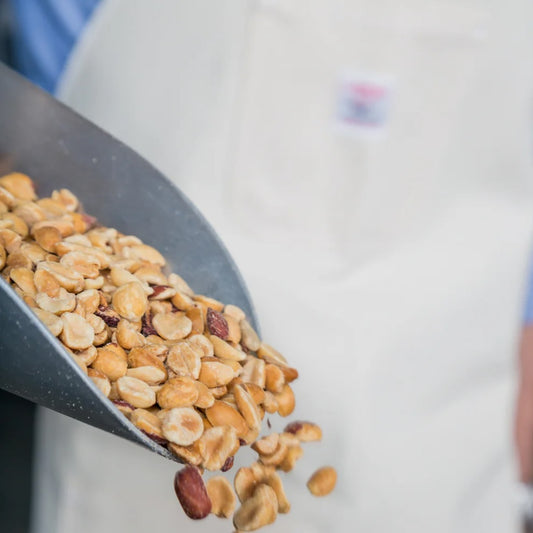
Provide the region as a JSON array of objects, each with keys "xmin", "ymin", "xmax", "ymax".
[{"xmin": 0, "ymin": 172, "xmax": 336, "ymax": 531}]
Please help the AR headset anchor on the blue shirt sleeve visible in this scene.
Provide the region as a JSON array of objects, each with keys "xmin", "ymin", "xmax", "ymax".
[
  {"xmin": 524, "ymin": 256, "xmax": 533, "ymax": 324},
  {"xmin": 8, "ymin": 0, "xmax": 101, "ymax": 94}
]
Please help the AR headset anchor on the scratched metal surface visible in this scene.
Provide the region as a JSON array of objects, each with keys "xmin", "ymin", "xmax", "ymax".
[{"xmin": 0, "ymin": 63, "xmax": 258, "ymax": 461}]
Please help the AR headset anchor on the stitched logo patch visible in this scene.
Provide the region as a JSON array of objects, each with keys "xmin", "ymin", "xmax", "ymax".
[{"xmin": 336, "ymin": 73, "xmax": 393, "ymax": 139}]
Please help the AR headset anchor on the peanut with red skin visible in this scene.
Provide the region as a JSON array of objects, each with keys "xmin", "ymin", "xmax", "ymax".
[{"xmin": 174, "ymin": 466, "xmax": 212, "ymax": 520}]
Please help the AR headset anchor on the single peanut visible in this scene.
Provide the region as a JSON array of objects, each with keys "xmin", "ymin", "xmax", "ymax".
[
  {"xmin": 88, "ymin": 368, "xmax": 111, "ymax": 397},
  {"xmin": 92, "ymin": 346, "xmax": 128, "ymax": 381},
  {"xmin": 275, "ymin": 384, "xmax": 295, "ymax": 417},
  {"xmin": 59, "ymin": 312, "xmax": 94, "ymax": 350},
  {"xmin": 32, "ymin": 308, "xmax": 63, "ymax": 337},
  {"xmin": 168, "ymin": 442, "xmax": 203, "ymax": 466},
  {"xmin": 157, "ymin": 376, "xmax": 199, "ymax": 408},
  {"xmin": 116, "ymin": 376, "xmax": 156, "ymax": 408},
  {"xmin": 130, "ymin": 408, "xmax": 164, "ymax": 439},
  {"xmin": 174, "ymin": 466, "xmax": 211, "ymax": 520},
  {"xmin": 167, "ymin": 341, "xmax": 201, "ymax": 379},
  {"xmin": 284, "ymin": 420, "xmax": 322, "ymax": 442},
  {"xmin": 199, "ymin": 360, "xmax": 235, "ymax": 388},
  {"xmin": 198, "ymin": 425, "xmax": 239, "ymax": 471},
  {"xmin": 206, "ymin": 476, "xmax": 236, "ymax": 518},
  {"xmin": 161, "ymin": 407, "xmax": 204, "ymax": 446},
  {"xmin": 307, "ymin": 466, "xmax": 337, "ymax": 497},
  {"xmin": 152, "ymin": 311, "xmax": 192, "ymax": 340},
  {"xmin": 112, "ymin": 282, "xmax": 148, "ymax": 321},
  {"xmin": 205, "ymin": 401, "xmax": 249, "ymax": 438}
]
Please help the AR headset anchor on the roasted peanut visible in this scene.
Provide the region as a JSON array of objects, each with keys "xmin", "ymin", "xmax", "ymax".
[
  {"xmin": 60, "ymin": 251, "xmax": 101, "ymax": 279},
  {"xmin": 3, "ymin": 213, "xmax": 28, "ymax": 238},
  {"xmin": 134, "ymin": 264, "xmax": 168, "ymax": 285},
  {"xmin": 257, "ymin": 440, "xmax": 288, "ymax": 467},
  {"xmin": 251, "ymin": 434, "xmax": 279, "ymax": 456},
  {"xmin": 116, "ymin": 376, "xmax": 156, "ymax": 408},
  {"xmin": 240, "ymin": 320, "xmax": 261, "ymax": 352},
  {"xmin": 207, "ymin": 476, "xmax": 236, "ymax": 518},
  {"xmin": 224, "ymin": 313, "xmax": 241, "ymax": 343},
  {"xmin": 275, "ymin": 384, "xmax": 295, "ymax": 417},
  {"xmin": 233, "ymin": 483, "xmax": 278, "ymax": 531},
  {"xmin": 197, "ymin": 425, "xmax": 239, "ymax": 471},
  {"xmin": 161, "ymin": 407, "xmax": 204, "ymax": 446},
  {"xmin": 10, "ymin": 267, "xmax": 36, "ymax": 296},
  {"xmin": 116, "ymin": 319, "xmax": 145, "ymax": 349},
  {"xmin": 210, "ymin": 335, "xmax": 246, "ymax": 361},
  {"xmin": 126, "ymin": 243, "xmax": 165, "ymax": 266},
  {"xmin": 157, "ymin": 376, "xmax": 199, "ymax": 408},
  {"xmin": 278, "ymin": 442, "xmax": 304, "ymax": 473},
  {"xmin": 168, "ymin": 442, "xmax": 203, "ymax": 466},
  {"xmin": 152, "ymin": 311, "xmax": 192, "ymax": 340},
  {"xmin": 37, "ymin": 261, "xmax": 84, "ymax": 293},
  {"xmin": 199, "ymin": 360, "xmax": 235, "ymax": 388},
  {"xmin": 234, "ymin": 384, "xmax": 262, "ymax": 432},
  {"xmin": 33, "ymin": 226, "xmax": 62, "ymax": 253},
  {"xmin": 174, "ymin": 466, "xmax": 211, "ymax": 520},
  {"xmin": 51, "ymin": 188, "xmax": 78, "ymax": 211},
  {"xmin": 206, "ymin": 308, "xmax": 229, "ymax": 339},
  {"xmin": 0, "ymin": 173, "xmax": 36, "ymax": 201},
  {"xmin": 13, "ymin": 201, "xmax": 45, "ymax": 226},
  {"xmin": 209, "ymin": 385, "xmax": 228, "ymax": 399},
  {"xmin": 264, "ymin": 364, "xmax": 285, "ymax": 394},
  {"xmin": 32, "ymin": 308, "xmax": 63, "ymax": 336},
  {"xmin": 60, "ymin": 312, "xmax": 94, "ymax": 350},
  {"xmin": 188, "ymin": 334, "xmax": 214, "ymax": 358},
  {"xmin": 234, "ymin": 465, "xmax": 260, "ymax": 503},
  {"xmin": 35, "ymin": 287, "xmax": 76, "ymax": 314},
  {"xmin": 242, "ymin": 383, "xmax": 265, "ymax": 406},
  {"xmin": 7, "ymin": 249, "xmax": 33, "ymax": 269},
  {"xmin": 148, "ymin": 285, "xmax": 176, "ymax": 300},
  {"xmin": 194, "ymin": 294, "xmax": 224, "ymax": 312},
  {"xmin": 130, "ymin": 408, "xmax": 164, "ymax": 439},
  {"xmin": 193, "ymin": 381, "xmax": 215, "ymax": 409},
  {"xmin": 112, "ymin": 282, "xmax": 148, "ymax": 321},
  {"xmin": 0, "ymin": 228, "xmax": 21, "ymax": 253},
  {"xmin": 240, "ymin": 358, "xmax": 266, "ymax": 389},
  {"xmin": 257, "ymin": 343, "xmax": 288, "ymax": 367},
  {"xmin": 262, "ymin": 392, "xmax": 279, "ymax": 414},
  {"xmin": 307, "ymin": 466, "xmax": 337, "ymax": 497},
  {"xmin": 170, "ymin": 290, "xmax": 195, "ymax": 311},
  {"xmin": 92, "ymin": 346, "xmax": 128, "ymax": 381},
  {"xmin": 127, "ymin": 345, "xmax": 167, "ymax": 372},
  {"xmin": 167, "ymin": 341, "xmax": 201, "ymax": 379},
  {"xmin": 126, "ymin": 365, "xmax": 166, "ymax": 385},
  {"xmin": 168, "ymin": 272, "xmax": 194, "ymax": 296},
  {"xmin": 205, "ymin": 401, "xmax": 249, "ymax": 439},
  {"xmin": 185, "ymin": 306, "xmax": 204, "ymax": 335},
  {"xmin": 223, "ymin": 304, "xmax": 246, "ymax": 322},
  {"xmin": 19, "ymin": 242, "xmax": 47, "ymax": 265},
  {"xmin": 284, "ymin": 421, "xmax": 322, "ymax": 442},
  {"xmin": 76, "ymin": 289, "xmax": 101, "ymax": 316},
  {"xmin": 265, "ymin": 470, "xmax": 290, "ymax": 513},
  {"xmin": 76, "ymin": 345, "xmax": 98, "ymax": 366},
  {"xmin": 88, "ymin": 368, "xmax": 111, "ymax": 397}
]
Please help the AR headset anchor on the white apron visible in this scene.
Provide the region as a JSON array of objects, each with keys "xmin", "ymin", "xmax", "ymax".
[{"xmin": 32, "ymin": 1, "xmax": 533, "ymax": 532}]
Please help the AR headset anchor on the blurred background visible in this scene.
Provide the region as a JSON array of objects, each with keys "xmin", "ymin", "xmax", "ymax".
[{"xmin": 2, "ymin": 1, "xmax": 533, "ymax": 532}]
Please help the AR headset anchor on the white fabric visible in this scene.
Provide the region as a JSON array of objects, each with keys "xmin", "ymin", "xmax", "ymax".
[{"xmin": 32, "ymin": 1, "xmax": 533, "ymax": 532}]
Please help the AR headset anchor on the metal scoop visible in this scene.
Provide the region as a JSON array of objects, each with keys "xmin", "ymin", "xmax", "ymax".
[{"xmin": 0, "ymin": 63, "xmax": 258, "ymax": 462}]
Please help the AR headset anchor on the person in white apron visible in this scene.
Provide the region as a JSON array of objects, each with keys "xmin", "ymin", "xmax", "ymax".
[{"xmin": 30, "ymin": 1, "xmax": 533, "ymax": 532}]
